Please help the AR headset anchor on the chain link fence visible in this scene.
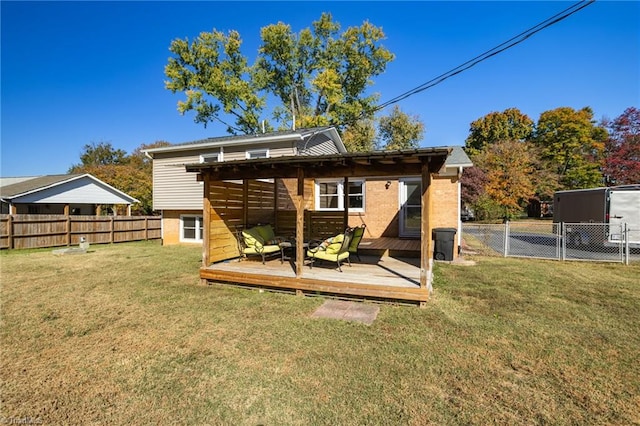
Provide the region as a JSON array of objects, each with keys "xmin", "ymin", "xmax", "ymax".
[{"xmin": 462, "ymin": 222, "xmax": 639, "ymax": 264}]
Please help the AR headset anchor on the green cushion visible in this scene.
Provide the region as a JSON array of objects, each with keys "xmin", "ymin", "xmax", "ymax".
[
  {"xmin": 307, "ymin": 249, "xmax": 350, "ymax": 262},
  {"xmin": 255, "ymin": 224, "xmax": 275, "ymax": 242},
  {"xmin": 242, "ymin": 228, "xmax": 264, "ymax": 247}
]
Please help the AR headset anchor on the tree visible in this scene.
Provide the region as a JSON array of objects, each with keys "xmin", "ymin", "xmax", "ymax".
[
  {"xmin": 603, "ymin": 107, "xmax": 640, "ymax": 185},
  {"xmin": 473, "ymin": 140, "xmax": 535, "ymax": 219},
  {"xmin": 165, "ymin": 13, "xmax": 394, "ymax": 134},
  {"xmin": 532, "ymin": 107, "xmax": 607, "ymax": 190},
  {"xmin": 460, "ymin": 166, "xmax": 487, "ymax": 206},
  {"xmin": 342, "ymin": 119, "xmax": 376, "ymax": 152},
  {"xmin": 165, "ymin": 30, "xmax": 265, "ymax": 134},
  {"xmin": 465, "ymin": 108, "xmax": 534, "ymax": 155},
  {"xmin": 71, "ymin": 141, "xmax": 127, "ymax": 168},
  {"xmin": 377, "ymin": 106, "xmax": 424, "ymax": 150}
]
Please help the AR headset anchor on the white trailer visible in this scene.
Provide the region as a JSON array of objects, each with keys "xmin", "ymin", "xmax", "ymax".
[{"xmin": 553, "ymin": 185, "xmax": 640, "ymax": 248}]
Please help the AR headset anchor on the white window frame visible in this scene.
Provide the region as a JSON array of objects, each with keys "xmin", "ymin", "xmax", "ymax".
[
  {"xmin": 246, "ymin": 148, "xmax": 269, "ymax": 159},
  {"xmin": 200, "ymin": 148, "xmax": 223, "ymax": 164},
  {"xmin": 315, "ymin": 179, "xmax": 365, "ymax": 212},
  {"xmin": 180, "ymin": 215, "xmax": 204, "ymax": 243}
]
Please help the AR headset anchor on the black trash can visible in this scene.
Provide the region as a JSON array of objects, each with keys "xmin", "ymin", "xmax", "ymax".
[{"xmin": 432, "ymin": 227, "xmax": 457, "ymax": 261}]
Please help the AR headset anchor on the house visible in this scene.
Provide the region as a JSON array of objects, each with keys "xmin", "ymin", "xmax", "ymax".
[
  {"xmin": 0, "ymin": 174, "xmax": 139, "ymax": 215},
  {"xmin": 145, "ymin": 126, "xmax": 472, "ymax": 254},
  {"xmin": 186, "ymin": 148, "xmax": 463, "ymax": 305},
  {"xmin": 143, "ymin": 127, "xmax": 347, "ymax": 245}
]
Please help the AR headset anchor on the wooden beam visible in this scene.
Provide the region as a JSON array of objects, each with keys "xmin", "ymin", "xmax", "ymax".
[
  {"xmin": 295, "ymin": 168, "xmax": 305, "ymax": 278},
  {"xmin": 343, "ymin": 176, "xmax": 349, "ymax": 230},
  {"xmin": 242, "ymin": 180, "xmax": 249, "ymax": 227},
  {"xmin": 203, "ymin": 173, "xmax": 211, "ymax": 267},
  {"xmin": 420, "ymin": 159, "xmax": 432, "ymax": 291}
]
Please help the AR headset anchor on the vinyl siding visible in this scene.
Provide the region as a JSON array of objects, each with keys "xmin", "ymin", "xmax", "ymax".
[
  {"xmin": 152, "ymin": 142, "xmax": 298, "ymax": 210},
  {"xmin": 297, "ymin": 133, "xmax": 341, "ymax": 156}
]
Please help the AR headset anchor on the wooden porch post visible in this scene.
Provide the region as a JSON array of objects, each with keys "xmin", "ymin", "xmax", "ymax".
[
  {"xmin": 295, "ymin": 168, "xmax": 305, "ymax": 278},
  {"xmin": 242, "ymin": 180, "xmax": 249, "ymax": 227},
  {"xmin": 420, "ymin": 159, "xmax": 433, "ymax": 295},
  {"xmin": 202, "ymin": 173, "xmax": 211, "ymax": 267},
  {"xmin": 343, "ymin": 176, "xmax": 349, "ymax": 230}
]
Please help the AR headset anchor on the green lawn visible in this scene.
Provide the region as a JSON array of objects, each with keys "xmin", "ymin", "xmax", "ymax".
[{"xmin": 1, "ymin": 241, "xmax": 639, "ymax": 425}]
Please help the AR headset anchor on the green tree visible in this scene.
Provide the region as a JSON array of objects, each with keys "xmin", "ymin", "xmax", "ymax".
[
  {"xmin": 165, "ymin": 30, "xmax": 265, "ymax": 134},
  {"xmin": 70, "ymin": 141, "xmax": 127, "ymax": 168},
  {"xmin": 342, "ymin": 119, "xmax": 376, "ymax": 152},
  {"xmin": 532, "ymin": 107, "xmax": 607, "ymax": 189},
  {"xmin": 377, "ymin": 106, "xmax": 424, "ymax": 150},
  {"xmin": 465, "ymin": 108, "xmax": 534, "ymax": 155},
  {"xmin": 474, "ymin": 140, "xmax": 535, "ymax": 219},
  {"xmin": 165, "ymin": 13, "xmax": 394, "ymax": 134}
]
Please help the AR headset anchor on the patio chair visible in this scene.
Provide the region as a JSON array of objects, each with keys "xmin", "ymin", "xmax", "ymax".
[
  {"xmin": 236, "ymin": 224, "xmax": 285, "ymax": 264},
  {"xmin": 349, "ymin": 224, "xmax": 366, "ymax": 261},
  {"xmin": 306, "ymin": 227, "xmax": 354, "ymax": 272}
]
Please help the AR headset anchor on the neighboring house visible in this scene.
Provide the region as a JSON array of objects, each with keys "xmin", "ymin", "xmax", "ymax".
[
  {"xmin": 0, "ymin": 174, "xmax": 139, "ymax": 215},
  {"xmin": 144, "ymin": 127, "xmax": 347, "ymax": 245},
  {"xmin": 145, "ymin": 126, "xmax": 472, "ymax": 256}
]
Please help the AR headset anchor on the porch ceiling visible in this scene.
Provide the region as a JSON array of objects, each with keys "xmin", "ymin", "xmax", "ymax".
[{"xmin": 185, "ymin": 147, "xmax": 451, "ymax": 180}]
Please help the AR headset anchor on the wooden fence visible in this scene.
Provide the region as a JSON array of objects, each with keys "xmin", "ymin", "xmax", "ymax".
[{"xmin": 0, "ymin": 214, "xmax": 161, "ymax": 250}]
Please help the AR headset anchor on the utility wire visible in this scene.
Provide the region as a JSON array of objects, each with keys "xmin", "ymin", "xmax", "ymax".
[{"xmin": 371, "ymin": 0, "xmax": 595, "ymax": 114}]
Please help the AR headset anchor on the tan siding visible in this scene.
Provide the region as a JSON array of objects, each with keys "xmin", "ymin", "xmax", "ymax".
[
  {"xmin": 152, "ymin": 153, "xmax": 204, "ymax": 210},
  {"xmin": 297, "ymin": 133, "xmax": 341, "ymax": 155}
]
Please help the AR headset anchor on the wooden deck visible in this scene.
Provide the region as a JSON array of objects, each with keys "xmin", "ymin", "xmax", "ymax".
[
  {"xmin": 358, "ymin": 237, "xmax": 421, "ymax": 257},
  {"xmin": 200, "ymin": 253, "xmax": 429, "ymax": 305}
]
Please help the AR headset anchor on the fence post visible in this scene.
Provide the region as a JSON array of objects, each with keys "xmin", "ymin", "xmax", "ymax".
[
  {"xmin": 66, "ymin": 216, "xmax": 71, "ymax": 247},
  {"xmin": 110, "ymin": 216, "xmax": 115, "ymax": 243},
  {"xmin": 555, "ymin": 222, "xmax": 561, "ymax": 260},
  {"xmin": 624, "ymin": 223, "xmax": 629, "ymax": 266},
  {"xmin": 8, "ymin": 214, "xmax": 14, "ymax": 250},
  {"xmin": 145, "ymin": 217, "xmax": 149, "ymax": 241},
  {"xmin": 503, "ymin": 221, "xmax": 509, "ymax": 257},
  {"xmin": 561, "ymin": 222, "xmax": 566, "ymax": 261}
]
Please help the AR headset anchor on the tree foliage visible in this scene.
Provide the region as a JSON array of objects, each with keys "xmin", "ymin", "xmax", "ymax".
[
  {"xmin": 603, "ymin": 107, "xmax": 640, "ymax": 185},
  {"xmin": 465, "ymin": 108, "xmax": 534, "ymax": 155},
  {"xmin": 377, "ymin": 106, "xmax": 424, "ymax": 150},
  {"xmin": 69, "ymin": 141, "xmax": 170, "ymax": 215},
  {"xmin": 460, "ymin": 166, "xmax": 487, "ymax": 206},
  {"xmin": 342, "ymin": 119, "xmax": 376, "ymax": 152},
  {"xmin": 165, "ymin": 13, "xmax": 394, "ymax": 135},
  {"xmin": 473, "ymin": 140, "xmax": 535, "ymax": 218},
  {"xmin": 532, "ymin": 107, "xmax": 607, "ymax": 190}
]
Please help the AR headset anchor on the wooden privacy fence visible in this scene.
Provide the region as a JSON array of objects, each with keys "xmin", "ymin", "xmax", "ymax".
[{"xmin": 0, "ymin": 214, "xmax": 161, "ymax": 250}]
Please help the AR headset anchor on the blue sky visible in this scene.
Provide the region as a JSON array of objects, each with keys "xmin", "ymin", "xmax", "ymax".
[{"xmin": 1, "ymin": 1, "xmax": 638, "ymax": 177}]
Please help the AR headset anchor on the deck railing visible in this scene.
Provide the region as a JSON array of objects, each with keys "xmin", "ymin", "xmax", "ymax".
[{"xmin": 0, "ymin": 214, "xmax": 161, "ymax": 250}]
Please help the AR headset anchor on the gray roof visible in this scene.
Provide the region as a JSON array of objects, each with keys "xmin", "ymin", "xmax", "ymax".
[
  {"xmin": 0, "ymin": 174, "xmax": 84, "ymax": 198},
  {"xmin": 144, "ymin": 126, "xmax": 346, "ymax": 155},
  {"xmin": 444, "ymin": 146, "xmax": 473, "ymax": 168},
  {"xmin": 0, "ymin": 174, "xmax": 139, "ymax": 204}
]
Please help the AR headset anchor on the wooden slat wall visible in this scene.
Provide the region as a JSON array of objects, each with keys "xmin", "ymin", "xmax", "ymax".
[
  {"xmin": 208, "ymin": 181, "xmax": 244, "ymax": 263},
  {"xmin": 247, "ymin": 180, "xmax": 275, "ymax": 225},
  {"xmin": 0, "ymin": 214, "xmax": 161, "ymax": 250},
  {"xmin": 206, "ymin": 178, "xmax": 347, "ymax": 263}
]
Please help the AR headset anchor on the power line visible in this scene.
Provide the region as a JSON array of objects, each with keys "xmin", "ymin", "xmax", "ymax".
[{"xmin": 371, "ymin": 0, "xmax": 595, "ymax": 114}]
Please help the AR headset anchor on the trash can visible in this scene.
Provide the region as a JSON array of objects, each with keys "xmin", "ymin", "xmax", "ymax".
[{"xmin": 432, "ymin": 227, "xmax": 457, "ymax": 261}]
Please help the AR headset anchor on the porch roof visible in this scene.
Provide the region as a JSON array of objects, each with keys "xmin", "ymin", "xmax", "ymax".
[{"xmin": 185, "ymin": 147, "xmax": 452, "ymax": 180}]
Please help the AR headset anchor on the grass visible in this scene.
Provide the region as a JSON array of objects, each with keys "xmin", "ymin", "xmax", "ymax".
[{"xmin": 1, "ymin": 240, "xmax": 639, "ymax": 425}]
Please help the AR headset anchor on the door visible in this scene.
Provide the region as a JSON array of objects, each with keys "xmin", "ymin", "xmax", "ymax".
[
  {"xmin": 399, "ymin": 179, "xmax": 421, "ymax": 238},
  {"xmin": 608, "ymin": 190, "xmax": 640, "ymax": 245}
]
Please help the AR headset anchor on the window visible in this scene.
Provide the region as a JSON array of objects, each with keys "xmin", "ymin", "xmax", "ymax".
[
  {"xmin": 200, "ymin": 150, "xmax": 222, "ymax": 163},
  {"xmin": 246, "ymin": 148, "xmax": 269, "ymax": 159},
  {"xmin": 315, "ymin": 179, "xmax": 365, "ymax": 212},
  {"xmin": 180, "ymin": 215, "xmax": 204, "ymax": 242}
]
